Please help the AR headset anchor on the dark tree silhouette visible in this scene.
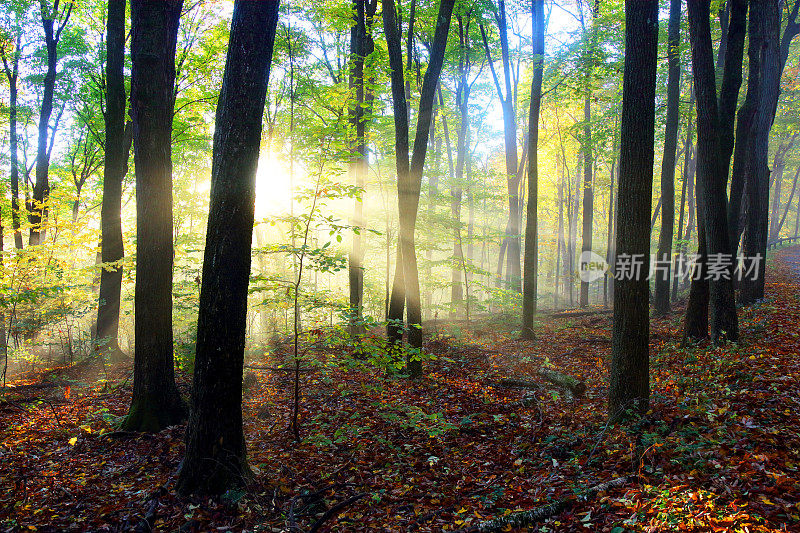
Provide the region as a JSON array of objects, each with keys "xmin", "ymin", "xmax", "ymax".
[
  {"xmin": 608, "ymin": 0, "xmax": 658, "ymax": 418},
  {"xmin": 654, "ymin": 0, "xmax": 681, "ymax": 315},
  {"xmin": 95, "ymin": 0, "xmax": 130, "ymax": 360},
  {"xmin": 177, "ymin": 0, "xmax": 280, "ymax": 495},
  {"xmin": 121, "ymin": 0, "xmax": 186, "ymax": 432},
  {"xmin": 684, "ymin": 0, "xmax": 740, "ymax": 343},
  {"xmin": 384, "ymin": 0, "xmax": 455, "ymax": 377},
  {"xmin": 522, "ymin": 0, "xmax": 545, "ymax": 339}
]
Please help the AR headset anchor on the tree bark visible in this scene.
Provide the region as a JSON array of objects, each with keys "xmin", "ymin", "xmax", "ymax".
[
  {"xmin": 121, "ymin": 0, "xmax": 186, "ymax": 432},
  {"xmin": 685, "ymin": 0, "xmax": 739, "ymax": 343},
  {"xmin": 177, "ymin": 0, "xmax": 280, "ymax": 495},
  {"xmin": 608, "ymin": 0, "xmax": 658, "ymax": 418},
  {"xmin": 654, "ymin": 0, "xmax": 682, "ymax": 315},
  {"xmin": 579, "ymin": 1, "xmax": 600, "ymax": 307},
  {"xmin": 384, "ymin": 0, "xmax": 455, "ymax": 376},
  {"xmin": 96, "ymin": 0, "xmax": 129, "ymax": 361},
  {"xmin": 740, "ymin": 0, "xmax": 780, "ymax": 304},
  {"xmin": 521, "ymin": 0, "xmax": 544, "ymax": 339}
]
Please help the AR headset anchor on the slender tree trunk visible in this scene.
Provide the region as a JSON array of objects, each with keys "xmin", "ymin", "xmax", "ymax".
[
  {"xmin": 384, "ymin": 0, "xmax": 455, "ymax": 376},
  {"xmin": 578, "ymin": 1, "xmax": 599, "ymax": 307},
  {"xmin": 177, "ymin": 0, "xmax": 279, "ymax": 495},
  {"xmin": 604, "ymin": 152, "xmax": 616, "ymax": 308},
  {"xmin": 31, "ymin": 3, "xmax": 73, "ymax": 246},
  {"xmin": 609, "ymin": 0, "xmax": 658, "ymax": 418},
  {"xmin": 777, "ymin": 166, "xmax": 800, "ymax": 236},
  {"xmin": 769, "ymin": 142, "xmax": 789, "ymax": 241},
  {"xmin": 1, "ymin": 36, "xmax": 24, "ymax": 250},
  {"xmin": 348, "ymin": 0, "xmax": 376, "ymax": 334},
  {"xmin": 121, "ymin": 0, "xmax": 186, "ymax": 432},
  {"xmin": 522, "ymin": 0, "xmax": 544, "ymax": 339},
  {"xmin": 579, "ymin": 97, "xmax": 593, "ymax": 307},
  {"xmin": 481, "ymin": 0, "xmax": 521, "ymax": 292},
  {"xmin": 654, "ymin": 0, "xmax": 682, "ymax": 315},
  {"xmin": 673, "ymin": 87, "xmax": 695, "ymax": 301},
  {"xmin": 555, "ymin": 173, "xmax": 564, "ymax": 309},
  {"xmin": 96, "ymin": 0, "xmax": 129, "ymax": 361}
]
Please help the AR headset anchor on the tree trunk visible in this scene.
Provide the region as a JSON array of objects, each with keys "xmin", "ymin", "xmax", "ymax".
[
  {"xmin": 555, "ymin": 167, "xmax": 565, "ymax": 308},
  {"xmin": 768, "ymin": 138, "xmax": 793, "ymax": 241},
  {"xmin": 578, "ymin": 1, "xmax": 600, "ymax": 308},
  {"xmin": 96, "ymin": 0, "xmax": 129, "ymax": 361},
  {"xmin": 31, "ymin": 3, "xmax": 73, "ymax": 246},
  {"xmin": 177, "ymin": 0, "xmax": 280, "ymax": 495},
  {"xmin": 384, "ymin": 0, "xmax": 455, "ymax": 377},
  {"xmin": 740, "ymin": 0, "xmax": 780, "ymax": 305},
  {"xmin": 348, "ymin": 0, "xmax": 377, "ymax": 335},
  {"xmin": 727, "ymin": 0, "xmax": 757, "ymax": 257},
  {"xmin": 685, "ymin": 0, "xmax": 739, "ymax": 343},
  {"xmin": 777, "ymin": 166, "xmax": 800, "ymax": 237},
  {"xmin": 654, "ymin": 0, "xmax": 682, "ymax": 315},
  {"xmin": 521, "ymin": 0, "xmax": 544, "ymax": 339},
  {"xmin": 608, "ymin": 0, "xmax": 658, "ymax": 419},
  {"xmin": 1, "ymin": 35, "xmax": 24, "ymax": 250},
  {"xmin": 121, "ymin": 0, "xmax": 186, "ymax": 432},
  {"xmin": 481, "ymin": 0, "xmax": 521, "ymax": 292},
  {"xmin": 673, "ymin": 87, "xmax": 695, "ymax": 301}
]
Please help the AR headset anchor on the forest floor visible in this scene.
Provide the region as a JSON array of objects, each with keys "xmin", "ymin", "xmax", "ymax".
[{"xmin": 2, "ymin": 249, "xmax": 800, "ymax": 532}]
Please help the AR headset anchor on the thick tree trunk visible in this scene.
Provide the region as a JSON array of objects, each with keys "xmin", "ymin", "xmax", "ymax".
[
  {"xmin": 384, "ymin": 0, "xmax": 455, "ymax": 377},
  {"xmin": 96, "ymin": 0, "xmax": 129, "ymax": 361},
  {"xmin": 726, "ymin": 0, "xmax": 757, "ymax": 257},
  {"xmin": 177, "ymin": 0, "xmax": 280, "ymax": 495},
  {"xmin": 685, "ymin": 0, "xmax": 739, "ymax": 343},
  {"xmin": 740, "ymin": 0, "xmax": 780, "ymax": 304},
  {"xmin": 521, "ymin": 0, "xmax": 544, "ymax": 339},
  {"xmin": 608, "ymin": 0, "xmax": 658, "ymax": 418},
  {"xmin": 121, "ymin": 0, "xmax": 186, "ymax": 432},
  {"xmin": 654, "ymin": 0, "xmax": 682, "ymax": 315}
]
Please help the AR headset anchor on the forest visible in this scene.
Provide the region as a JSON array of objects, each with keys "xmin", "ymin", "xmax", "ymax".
[{"xmin": 1, "ymin": 0, "xmax": 799, "ymax": 530}]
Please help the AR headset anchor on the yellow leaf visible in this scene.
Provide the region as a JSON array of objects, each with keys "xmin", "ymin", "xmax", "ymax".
[{"xmin": 68, "ymin": 437, "xmax": 77, "ymax": 446}]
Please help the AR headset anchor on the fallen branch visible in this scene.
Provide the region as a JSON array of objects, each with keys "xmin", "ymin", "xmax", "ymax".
[
  {"xmin": 244, "ymin": 364, "xmax": 316, "ymax": 372},
  {"xmin": 538, "ymin": 368, "xmax": 586, "ymax": 397},
  {"xmin": 309, "ymin": 493, "xmax": 367, "ymax": 533},
  {"xmin": 548, "ymin": 309, "xmax": 613, "ymax": 319},
  {"xmin": 496, "ymin": 378, "xmax": 541, "ymax": 391},
  {"xmin": 452, "ymin": 477, "xmax": 629, "ymax": 533}
]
